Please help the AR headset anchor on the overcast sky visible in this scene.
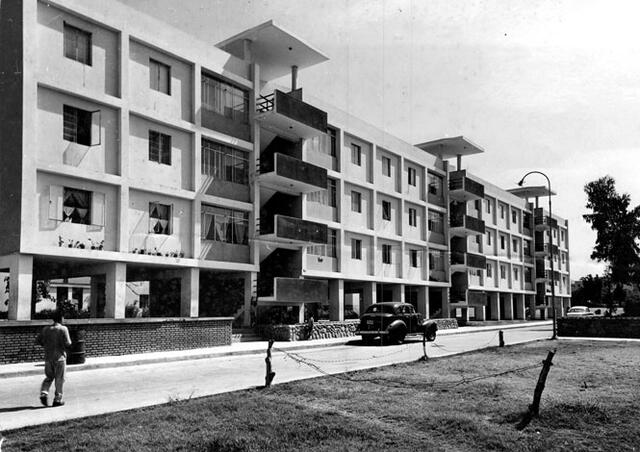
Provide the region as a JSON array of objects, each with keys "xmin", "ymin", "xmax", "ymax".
[{"xmin": 120, "ymin": 0, "xmax": 640, "ymax": 280}]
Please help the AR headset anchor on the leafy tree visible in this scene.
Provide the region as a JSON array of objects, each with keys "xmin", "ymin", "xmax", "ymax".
[{"xmin": 571, "ymin": 274, "xmax": 605, "ymax": 306}]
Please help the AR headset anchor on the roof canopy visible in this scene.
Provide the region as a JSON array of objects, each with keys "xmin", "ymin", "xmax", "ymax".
[
  {"xmin": 508, "ymin": 185, "xmax": 556, "ymax": 198},
  {"xmin": 216, "ymin": 20, "xmax": 328, "ymax": 82},
  {"xmin": 415, "ymin": 136, "xmax": 485, "ymax": 159}
]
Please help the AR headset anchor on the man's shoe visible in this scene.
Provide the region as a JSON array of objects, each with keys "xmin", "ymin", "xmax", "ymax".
[
  {"xmin": 52, "ymin": 400, "xmax": 65, "ymax": 407},
  {"xmin": 39, "ymin": 394, "xmax": 48, "ymax": 407}
]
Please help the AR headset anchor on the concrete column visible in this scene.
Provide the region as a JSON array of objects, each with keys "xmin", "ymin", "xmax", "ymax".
[
  {"xmin": 514, "ymin": 294, "xmax": 526, "ymax": 320},
  {"xmin": 104, "ymin": 262, "xmax": 127, "ymax": 319},
  {"xmin": 502, "ymin": 293, "xmax": 514, "ymax": 320},
  {"xmin": 180, "ymin": 268, "xmax": 199, "ymax": 317},
  {"xmin": 243, "ymin": 272, "xmax": 257, "ymax": 327},
  {"xmin": 89, "ymin": 276, "xmax": 100, "ymax": 318},
  {"xmin": 489, "ymin": 292, "xmax": 500, "ymax": 320},
  {"xmin": 474, "ymin": 305, "xmax": 486, "ymax": 321},
  {"xmin": 441, "ymin": 288, "xmax": 450, "ymax": 318},
  {"xmin": 329, "ymin": 279, "xmax": 344, "ymax": 321},
  {"xmin": 417, "ymin": 286, "xmax": 428, "ymax": 317},
  {"xmin": 392, "ymin": 284, "xmax": 404, "ymax": 303},
  {"xmin": 8, "ymin": 254, "xmax": 33, "ymax": 320},
  {"xmin": 297, "ymin": 303, "xmax": 305, "ymax": 323},
  {"xmin": 362, "ymin": 282, "xmax": 377, "ymax": 311}
]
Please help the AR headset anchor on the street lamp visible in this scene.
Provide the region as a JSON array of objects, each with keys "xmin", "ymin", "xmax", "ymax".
[{"xmin": 518, "ymin": 171, "xmax": 557, "ymax": 340}]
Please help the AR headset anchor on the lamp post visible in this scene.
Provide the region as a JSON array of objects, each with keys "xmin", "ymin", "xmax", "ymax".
[{"xmin": 518, "ymin": 171, "xmax": 557, "ymax": 340}]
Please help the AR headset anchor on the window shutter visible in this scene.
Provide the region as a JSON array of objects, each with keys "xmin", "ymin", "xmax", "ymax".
[
  {"xmin": 91, "ymin": 191, "xmax": 105, "ymax": 226},
  {"xmin": 90, "ymin": 110, "xmax": 101, "ymax": 146},
  {"xmin": 49, "ymin": 185, "xmax": 64, "ymax": 221}
]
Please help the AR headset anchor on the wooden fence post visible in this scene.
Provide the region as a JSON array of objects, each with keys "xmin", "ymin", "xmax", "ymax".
[
  {"xmin": 517, "ymin": 349, "xmax": 556, "ymax": 430},
  {"xmin": 265, "ymin": 340, "xmax": 276, "ymax": 388},
  {"xmin": 499, "ymin": 330, "xmax": 505, "ymax": 347}
]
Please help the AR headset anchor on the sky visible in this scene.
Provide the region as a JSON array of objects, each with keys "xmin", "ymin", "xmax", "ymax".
[{"xmin": 120, "ymin": 0, "xmax": 640, "ymax": 280}]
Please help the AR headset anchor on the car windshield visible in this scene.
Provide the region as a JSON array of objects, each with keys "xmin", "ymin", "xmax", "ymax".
[
  {"xmin": 568, "ymin": 307, "xmax": 586, "ymax": 312},
  {"xmin": 365, "ymin": 304, "xmax": 397, "ymax": 314}
]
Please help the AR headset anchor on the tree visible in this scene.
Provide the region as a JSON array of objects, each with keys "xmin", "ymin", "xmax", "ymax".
[
  {"xmin": 571, "ymin": 274, "xmax": 604, "ymax": 306},
  {"xmin": 584, "ymin": 176, "xmax": 640, "ymax": 312}
]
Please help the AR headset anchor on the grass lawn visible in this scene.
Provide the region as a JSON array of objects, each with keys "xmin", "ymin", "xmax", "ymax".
[{"xmin": 5, "ymin": 339, "xmax": 640, "ymax": 451}]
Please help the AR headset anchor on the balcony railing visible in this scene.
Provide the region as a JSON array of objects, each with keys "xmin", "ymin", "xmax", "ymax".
[
  {"xmin": 256, "ymin": 90, "xmax": 327, "ymax": 137},
  {"xmin": 260, "ymin": 214, "xmax": 327, "ymax": 244},
  {"xmin": 451, "ymin": 251, "xmax": 486, "ymax": 270},
  {"xmin": 534, "ymin": 208, "xmax": 558, "ymax": 229},
  {"xmin": 258, "ymin": 277, "xmax": 328, "ymax": 302},
  {"xmin": 450, "ymin": 213, "xmax": 485, "ymax": 235},
  {"xmin": 259, "ymin": 152, "xmax": 327, "ymax": 193},
  {"xmin": 449, "ymin": 170, "xmax": 484, "ymax": 200}
]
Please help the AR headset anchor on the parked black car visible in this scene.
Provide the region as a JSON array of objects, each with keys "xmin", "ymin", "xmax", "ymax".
[{"xmin": 358, "ymin": 302, "xmax": 438, "ymax": 344}]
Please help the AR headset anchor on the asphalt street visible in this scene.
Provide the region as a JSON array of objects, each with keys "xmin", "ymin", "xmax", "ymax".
[{"xmin": 0, "ymin": 322, "xmax": 552, "ymax": 431}]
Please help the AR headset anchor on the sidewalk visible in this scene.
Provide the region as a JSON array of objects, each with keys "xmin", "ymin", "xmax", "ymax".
[{"xmin": 0, "ymin": 321, "xmax": 552, "ymax": 379}]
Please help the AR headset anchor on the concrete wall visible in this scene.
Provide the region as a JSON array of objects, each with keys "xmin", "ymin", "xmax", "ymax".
[
  {"xmin": 343, "ymin": 183, "xmax": 371, "ymax": 229},
  {"xmin": 129, "ymin": 115, "xmax": 193, "ymax": 191},
  {"xmin": 375, "ymin": 148, "xmax": 400, "ymax": 194},
  {"xmin": 402, "ymin": 160, "xmax": 424, "ymax": 202},
  {"xmin": 343, "ymin": 232, "xmax": 371, "ymax": 276},
  {"xmin": 129, "ymin": 39, "xmax": 193, "ymax": 123},
  {"xmin": 37, "ymin": 87, "xmax": 119, "ymax": 175},
  {"xmin": 36, "ymin": 3, "xmax": 120, "ymax": 98},
  {"xmin": 342, "ymin": 134, "xmax": 371, "ymax": 182},
  {"xmin": 403, "ymin": 202, "xmax": 425, "ymax": 242},
  {"xmin": 375, "ymin": 194, "xmax": 400, "ymax": 236}
]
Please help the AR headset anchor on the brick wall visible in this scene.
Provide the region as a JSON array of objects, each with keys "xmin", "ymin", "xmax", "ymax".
[
  {"xmin": 0, "ymin": 318, "xmax": 233, "ymax": 364},
  {"xmin": 558, "ymin": 317, "xmax": 640, "ymax": 339}
]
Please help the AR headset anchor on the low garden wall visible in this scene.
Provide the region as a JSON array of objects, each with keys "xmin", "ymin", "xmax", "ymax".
[
  {"xmin": 258, "ymin": 318, "xmax": 458, "ymax": 342},
  {"xmin": 558, "ymin": 317, "xmax": 640, "ymax": 339},
  {"xmin": 0, "ymin": 317, "xmax": 233, "ymax": 364}
]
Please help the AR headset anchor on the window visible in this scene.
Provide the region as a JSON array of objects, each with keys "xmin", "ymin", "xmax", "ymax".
[
  {"xmin": 427, "ymin": 173, "xmax": 443, "ymax": 196},
  {"xmin": 514, "ymin": 268, "xmax": 519, "ymax": 281},
  {"xmin": 486, "ymin": 264, "xmax": 492, "ymax": 277},
  {"xmin": 408, "ymin": 167, "xmax": 417, "ymax": 186},
  {"xmin": 201, "ymin": 139, "xmax": 248, "ymax": 185},
  {"xmin": 512, "ymin": 210, "xmax": 518, "ymax": 223},
  {"xmin": 525, "ymin": 268, "xmax": 532, "ymax": 283},
  {"xmin": 500, "ymin": 265, "xmax": 506, "ymax": 279},
  {"xmin": 486, "ymin": 232, "xmax": 492, "ymax": 246},
  {"xmin": 382, "ymin": 156, "xmax": 391, "ymax": 177},
  {"xmin": 351, "ymin": 143, "xmax": 362, "ymax": 166},
  {"xmin": 63, "ymin": 105, "xmax": 94, "ymax": 146},
  {"xmin": 149, "ymin": 130, "xmax": 171, "ymax": 165},
  {"xmin": 500, "ymin": 235, "xmax": 505, "ymax": 250},
  {"xmin": 486, "ymin": 199, "xmax": 492, "ymax": 214},
  {"xmin": 149, "ymin": 202, "xmax": 171, "ymax": 235},
  {"xmin": 500, "ymin": 204, "xmax": 505, "ymax": 219},
  {"xmin": 351, "ymin": 239, "xmax": 362, "ymax": 260},
  {"xmin": 475, "ymin": 234, "xmax": 481, "ymax": 244},
  {"xmin": 150, "ymin": 59, "xmax": 171, "ymax": 95},
  {"xmin": 201, "ymin": 73, "xmax": 249, "ymax": 123},
  {"xmin": 524, "ymin": 240, "xmax": 532, "ymax": 256},
  {"xmin": 382, "ymin": 200, "xmax": 391, "ymax": 221},
  {"xmin": 64, "ymin": 23, "xmax": 91, "ymax": 65},
  {"xmin": 201, "ymin": 205, "xmax": 248, "ymax": 244},
  {"xmin": 428, "ymin": 250, "xmax": 445, "ymax": 271},
  {"xmin": 382, "ymin": 244, "xmax": 392, "ymax": 264},
  {"xmin": 512, "ymin": 238, "xmax": 518, "ymax": 253},
  {"xmin": 351, "ymin": 191, "xmax": 362, "ymax": 213},
  {"xmin": 410, "ymin": 249, "xmax": 419, "ymax": 267},
  {"xmin": 408, "ymin": 208, "xmax": 417, "ymax": 227},
  {"xmin": 327, "ymin": 179, "xmax": 337, "ymax": 207},
  {"xmin": 62, "ymin": 188, "xmax": 91, "ymax": 225},
  {"xmin": 562, "ymin": 253, "xmax": 566, "ymax": 264},
  {"xmin": 327, "ymin": 127, "xmax": 337, "ymax": 157},
  {"xmin": 308, "ymin": 179, "xmax": 337, "ymax": 207},
  {"xmin": 428, "ymin": 211, "xmax": 444, "ymax": 233},
  {"xmin": 307, "ymin": 228, "xmax": 337, "ymax": 258},
  {"xmin": 553, "ymin": 229, "xmax": 557, "ymax": 239},
  {"xmin": 561, "ymin": 230, "xmax": 565, "ymax": 242},
  {"xmin": 474, "ymin": 199, "xmax": 480, "ymax": 210}
]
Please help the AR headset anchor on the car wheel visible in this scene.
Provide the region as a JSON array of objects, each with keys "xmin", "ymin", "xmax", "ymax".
[
  {"xmin": 426, "ymin": 331, "xmax": 436, "ymax": 342},
  {"xmin": 390, "ymin": 330, "xmax": 406, "ymax": 344}
]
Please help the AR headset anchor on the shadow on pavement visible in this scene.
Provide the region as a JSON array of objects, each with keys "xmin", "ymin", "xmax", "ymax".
[{"xmin": 0, "ymin": 405, "xmax": 44, "ymax": 413}]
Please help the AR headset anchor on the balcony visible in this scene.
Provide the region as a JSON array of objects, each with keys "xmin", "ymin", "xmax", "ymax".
[
  {"xmin": 258, "ymin": 277, "xmax": 328, "ymax": 303},
  {"xmin": 256, "ymin": 90, "xmax": 327, "ymax": 139},
  {"xmin": 259, "ymin": 214, "xmax": 327, "ymax": 245},
  {"xmin": 449, "ymin": 170, "xmax": 484, "ymax": 202},
  {"xmin": 534, "ymin": 242, "xmax": 559, "ymax": 256},
  {"xmin": 259, "ymin": 153, "xmax": 327, "ymax": 195},
  {"xmin": 534, "ymin": 208, "xmax": 558, "ymax": 230},
  {"xmin": 451, "ymin": 252, "xmax": 486, "ymax": 272},
  {"xmin": 450, "ymin": 213, "xmax": 485, "ymax": 237}
]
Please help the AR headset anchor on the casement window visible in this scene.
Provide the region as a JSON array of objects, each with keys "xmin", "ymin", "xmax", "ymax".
[
  {"xmin": 48, "ymin": 186, "xmax": 105, "ymax": 227},
  {"xmin": 428, "ymin": 211, "xmax": 444, "ymax": 233},
  {"xmin": 500, "ymin": 204, "xmax": 505, "ymax": 219},
  {"xmin": 486, "ymin": 199, "xmax": 492, "ymax": 214},
  {"xmin": 428, "ymin": 250, "xmax": 445, "ymax": 271},
  {"xmin": 381, "ymin": 156, "xmax": 391, "ymax": 177},
  {"xmin": 149, "ymin": 202, "xmax": 172, "ymax": 235},
  {"xmin": 427, "ymin": 172, "xmax": 443, "ymax": 196},
  {"xmin": 327, "ymin": 127, "xmax": 337, "ymax": 157},
  {"xmin": 512, "ymin": 238, "xmax": 519, "ymax": 253},
  {"xmin": 382, "ymin": 200, "xmax": 391, "ymax": 221},
  {"xmin": 351, "ymin": 239, "xmax": 362, "ymax": 260},
  {"xmin": 514, "ymin": 268, "xmax": 519, "ymax": 281},
  {"xmin": 63, "ymin": 105, "xmax": 100, "ymax": 146},
  {"xmin": 201, "ymin": 139, "xmax": 248, "ymax": 185},
  {"xmin": 500, "ymin": 265, "xmax": 506, "ymax": 279},
  {"xmin": 307, "ymin": 178, "xmax": 337, "ymax": 207},
  {"xmin": 351, "ymin": 143, "xmax": 362, "ymax": 166},
  {"xmin": 474, "ymin": 199, "xmax": 480, "ymax": 210},
  {"xmin": 525, "ymin": 267, "xmax": 532, "ymax": 283},
  {"xmin": 351, "ymin": 191, "xmax": 362, "ymax": 213},
  {"xmin": 512, "ymin": 210, "xmax": 518, "ymax": 223},
  {"xmin": 308, "ymin": 228, "xmax": 337, "ymax": 258},
  {"xmin": 524, "ymin": 240, "xmax": 532, "ymax": 256},
  {"xmin": 475, "ymin": 234, "xmax": 481, "ymax": 244},
  {"xmin": 410, "ymin": 249, "xmax": 420, "ymax": 268},
  {"xmin": 149, "ymin": 58, "xmax": 171, "ymax": 95},
  {"xmin": 201, "ymin": 205, "xmax": 248, "ymax": 244},
  {"xmin": 408, "ymin": 208, "xmax": 417, "ymax": 227},
  {"xmin": 201, "ymin": 73, "xmax": 249, "ymax": 123},
  {"xmin": 382, "ymin": 244, "xmax": 392, "ymax": 264},
  {"xmin": 486, "ymin": 232, "xmax": 492, "ymax": 246},
  {"xmin": 561, "ymin": 230, "xmax": 565, "ymax": 242},
  {"xmin": 500, "ymin": 235, "xmax": 506, "ymax": 250},
  {"xmin": 149, "ymin": 130, "xmax": 171, "ymax": 165},
  {"xmin": 486, "ymin": 264, "xmax": 492, "ymax": 278},
  {"xmin": 63, "ymin": 23, "xmax": 92, "ymax": 65},
  {"xmin": 408, "ymin": 167, "xmax": 417, "ymax": 186},
  {"xmin": 327, "ymin": 179, "xmax": 337, "ymax": 207}
]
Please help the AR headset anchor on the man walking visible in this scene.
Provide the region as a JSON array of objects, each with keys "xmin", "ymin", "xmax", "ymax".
[{"xmin": 36, "ymin": 310, "xmax": 72, "ymax": 407}]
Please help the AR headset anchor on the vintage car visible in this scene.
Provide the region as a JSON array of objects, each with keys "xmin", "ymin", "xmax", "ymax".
[
  {"xmin": 358, "ymin": 302, "xmax": 438, "ymax": 344},
  {"xmin": 565, "ymin": 306, "xmax": 595, "ymax": 318}
]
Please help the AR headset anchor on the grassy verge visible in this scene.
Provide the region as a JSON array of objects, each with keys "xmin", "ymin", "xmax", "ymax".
[{"xmin": 5, "ymin": 340, "xmax": 640, "ymax": 451}]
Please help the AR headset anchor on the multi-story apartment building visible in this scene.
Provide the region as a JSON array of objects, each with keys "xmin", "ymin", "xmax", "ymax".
[{"xmin": 0, "ymin": 1, "xmax": 569, "ymax": 362}]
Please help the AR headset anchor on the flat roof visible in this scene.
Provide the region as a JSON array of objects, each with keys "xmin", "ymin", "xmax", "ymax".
[
  {"xmin": 508, "ymin": 186, "xmax": 556, "ymax": 198},
  {"xmin": 415, "ymin": 136, "xmax": 485, "ymax": 159},
  {"xmin": 216, "ymin": 20, "xmax": 329, "ymax": 82}
]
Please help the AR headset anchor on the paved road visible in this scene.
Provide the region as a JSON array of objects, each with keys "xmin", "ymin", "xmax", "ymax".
[{"xmin": 0, "ymin": 323, "xmax": 551, "ymax": 431}]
